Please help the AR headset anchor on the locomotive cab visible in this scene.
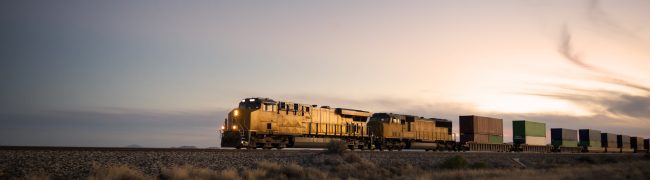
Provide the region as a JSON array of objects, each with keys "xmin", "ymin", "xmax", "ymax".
[{"xmin": 221, "ymin": 98, "xmax": 274, "ymax": 148}]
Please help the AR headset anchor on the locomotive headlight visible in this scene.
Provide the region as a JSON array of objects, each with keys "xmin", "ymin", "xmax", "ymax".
[
  {"xmin": 234, "ymin": 110, "xmax": 239, "ymax": 116},
  {"xmin": 232, "ymin": 125, "xmax": 237, "ymax": 130},
  {"xmin": 221, "ymin": 126, "xmax": 225, "ymax": 130}
]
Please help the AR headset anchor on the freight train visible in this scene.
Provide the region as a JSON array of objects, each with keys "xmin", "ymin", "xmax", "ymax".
[{"xmin": 220, "ymin": 98, "xmax": 649, "ymax": 153}]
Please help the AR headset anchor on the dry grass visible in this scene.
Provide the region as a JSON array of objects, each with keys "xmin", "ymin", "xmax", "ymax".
[
  {"xmin": 25, "ymin": 175, "xmax": 51, "ymax": 180},
  {"xmin": 324, "ymin": 140, "xmax": 347, "ymax": 155},
  {"xmin": 428, "ymin": 160, "xmax": 650, "ymax": 179},
  {"xmin": 4, "ymin": 153, "xmax": 650, "ymax": 180},
  {"xmin": 86, "ymin": 163, "xmax": 153, "ymax": 180},
  {"xmin": 160, "ymin": 165, "xmax": 221, "ymax": 180}
]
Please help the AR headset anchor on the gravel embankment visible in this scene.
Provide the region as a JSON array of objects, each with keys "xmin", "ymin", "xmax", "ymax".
[{"xmin": 0, "ymin": 147, "xmax": 643, "ymax": 179}]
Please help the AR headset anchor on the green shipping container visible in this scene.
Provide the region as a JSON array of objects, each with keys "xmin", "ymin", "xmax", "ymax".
[
  {"xmin": 579, "ymin": 140, "xmax": 601, "ymax": 147},
  {"xmin": 513, "ymin": 120, "xmax": 546, "ymax": 137},
  {"xmin": 552, "ymin": 140, "xmax": 578, "ymax": 147},
  {"xmin": 489, "ymin": 135, "xmax": 503, "ymax": 144}
]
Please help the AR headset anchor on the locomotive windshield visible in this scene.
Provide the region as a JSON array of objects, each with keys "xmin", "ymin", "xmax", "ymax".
[
  {"xmin": 370, "ymin": 113, "xmax": 391, "ymax": 122},
  {"xmin": 239, "ymin": 98, "xmax": 261, "ymax": 109}
]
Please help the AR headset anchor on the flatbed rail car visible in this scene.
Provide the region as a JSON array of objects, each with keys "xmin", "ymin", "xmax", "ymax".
[{"xmin": 220, "ymin": 97, "xmax": 648, "ymax": 154}]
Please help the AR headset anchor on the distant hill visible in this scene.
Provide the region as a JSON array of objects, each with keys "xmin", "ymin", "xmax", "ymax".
[{"xmin": 124, "ymin": 144, "xmax": 144, "ymax": 148}]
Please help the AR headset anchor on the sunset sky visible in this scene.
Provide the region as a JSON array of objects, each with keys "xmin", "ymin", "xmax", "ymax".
[{"xmin": 1, "ymin": 0, "xmax": 649, "ymax": 147}]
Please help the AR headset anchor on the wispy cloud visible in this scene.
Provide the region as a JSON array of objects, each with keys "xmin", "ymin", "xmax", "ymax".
[
  {"xmin": 586, "ymin": 0, "xmax": 642, "ymax": 39},
  {"xmin": 523, "ymin": 88, "xmax": 650, "ymax": 119},
  {"xmin": 556, "ymin": 23, "xmax": 649, "ymax": 94},
  {"xmin": 558, "ymin": 25, "xmax": 599, "ymax": 72}
]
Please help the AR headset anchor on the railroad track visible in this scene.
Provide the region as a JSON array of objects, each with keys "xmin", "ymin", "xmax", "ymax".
[{"xmin": 0, "ymin": 146, "xmax": 234, "ymax": 152}]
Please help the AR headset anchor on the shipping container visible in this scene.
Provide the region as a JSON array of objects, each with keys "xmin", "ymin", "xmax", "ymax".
[
  {"xmin": 600, "ymin": 133, "xmax": 617, "ymax": 148},
  {"xmin": 552, "ymin": 140, "xmax": 578, "ymax": 147},
  {"xmin": 523, "ymin": 136, "xmax": 547, "ymax": 146},
  {"xmin": 631, "ymin": 137, "xmax": 645, "ymax": 150},
  {"xmin": 488, "ymin": 135, "xmax": 503, "ymax": 144},
  {"xmin": 551, "ymin": 128, "xmax": 578, "ymax": 147},
  {"xmin": 459, "ymin": 115, "xmax": 503, "ymax": 136},
  {"xmin": 513, "ymin": 120, "xmax": 546, "ymax": 145},
  {"xmin": 579, "ymin": 129, "xmax": 601, "ymax": 147},
  {"xmin": 513, "ymin": 120, "xmax": 546, "ymax": 137},
  {"xmin": 551, "ymin": 128, "xmax": 577, "ymax": 140},
  {"xmin": 460, "ymin": 134, "xmax": 489, "ymax": 144},
  {"xmin": 488, "ymin": 118, "xmax": 503, "ymax": 135},
  {"xmin": 644, "ymin": 139, "xmax": 649, "ymax": 150},
  {"xmin": 617, "ymin": 135, "xmax": 631, "ymax": 149}
]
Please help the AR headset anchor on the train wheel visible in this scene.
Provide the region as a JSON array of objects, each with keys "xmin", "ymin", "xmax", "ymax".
[
  {"xmin": 263, "ymin": 143, "xmax": 272, "ymax": 150},
  {"xmin": 358, "ymin": 145, "xmax": 365, "ymax": 151},
  {"xmin": 247, "ymin": 142, "xmax": 257, "ymax": 150}
]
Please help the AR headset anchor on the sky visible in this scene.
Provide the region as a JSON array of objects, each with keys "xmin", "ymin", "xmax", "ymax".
[{"xmin": 1, "ymin": 0, "xmax": 649, "ymax": 147}]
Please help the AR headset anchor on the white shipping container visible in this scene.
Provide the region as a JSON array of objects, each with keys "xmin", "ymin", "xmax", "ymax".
[{"xmin": 525, "ymin": 136, "xmax": 546, "ymax": 146}]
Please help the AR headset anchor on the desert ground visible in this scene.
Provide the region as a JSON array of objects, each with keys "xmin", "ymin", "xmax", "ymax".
[{"xmin": 1, "ymin": 145, "xmax": 649, "ymax": 179}]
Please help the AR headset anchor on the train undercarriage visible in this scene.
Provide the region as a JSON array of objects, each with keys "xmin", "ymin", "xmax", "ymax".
[{"xmin": 222, "ymin": 130, "xmax": 458, "ymax": 151}]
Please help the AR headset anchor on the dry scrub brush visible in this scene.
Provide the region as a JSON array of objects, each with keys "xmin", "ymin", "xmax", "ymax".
[
  {"xmin": 5, "ymin": 153, "xmax": 650, "ymax": 180},
  {"xmin": 324, "ymin": 140, "xmax": 347, "ymax": 155},
  {"xmin": 86, "ymin": 163, "xmax": 153, "ymax": 180}
]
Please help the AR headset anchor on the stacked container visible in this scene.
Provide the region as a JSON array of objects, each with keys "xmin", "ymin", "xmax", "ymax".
[
  {"xmin": 551, "ymin": 128, "xmax": 578, "ymax": 147},
  {"xmin": 459, "ymin": 115, "xmax": 503, "ymax": 144},
  {"xmin": 645, "ymin": 139, "xmax": 649, "ymax": 151},
  {"xmin": 631, "ymin": 136, "xmax": 645, "ymax": 152},
  {"xmin": 617, "ymin": 135, "xmax": 632, "ymax": 152},
  {"xmin": 513, "ymin": 120, "xmax": 546, "ymax": 146},
  {"xmin": 601, "ymin": 133, "xmax": 617, "ymax": 152},
  {"xmin": 579, "ymin": 129, "xmax": 601, "ymax": 147}
]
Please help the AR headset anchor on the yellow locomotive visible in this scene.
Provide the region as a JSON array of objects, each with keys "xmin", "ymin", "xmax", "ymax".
[
  {"xmin": 220, "ymin": 98, "xmax": 455, "ymax": 150},
  {"xmin": 220, "ymin": 98, "xmax": 371, "ymax": 149},
  {"xmin": 368, "ymin": 113, "xmax": 455, "ymax": 151}
]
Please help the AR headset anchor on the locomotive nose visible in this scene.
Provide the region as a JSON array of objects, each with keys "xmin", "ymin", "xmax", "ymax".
[{"xmin": 220, "ymin": 130, "xmax": 243, "ymax": 148}]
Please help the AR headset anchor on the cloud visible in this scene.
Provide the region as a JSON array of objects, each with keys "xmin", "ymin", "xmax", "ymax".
[
  {"xmin": 586, "ymin": 0, "xmax": 640, "ymax": 39},
  {"xmin": 598, "ymin": 77, "xmax": 650, "ymax": 93},
  {"xmin": 556, "ymin": 2, "xmax": 650, "ymax": 93},
  {"xmin": 522, "ymin": 88, "xmax": 650, "ymax": 119},
  {"xmin": 605, "ymin": 94, "xmax": 650, "ymax": 119},
  {"xmin": 558, "ymin": 25, "xmax": 598, "ymax": 71},
  {"xmin": 557, "ymin": 25, "xmax": 650, "ymax": 92}
]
